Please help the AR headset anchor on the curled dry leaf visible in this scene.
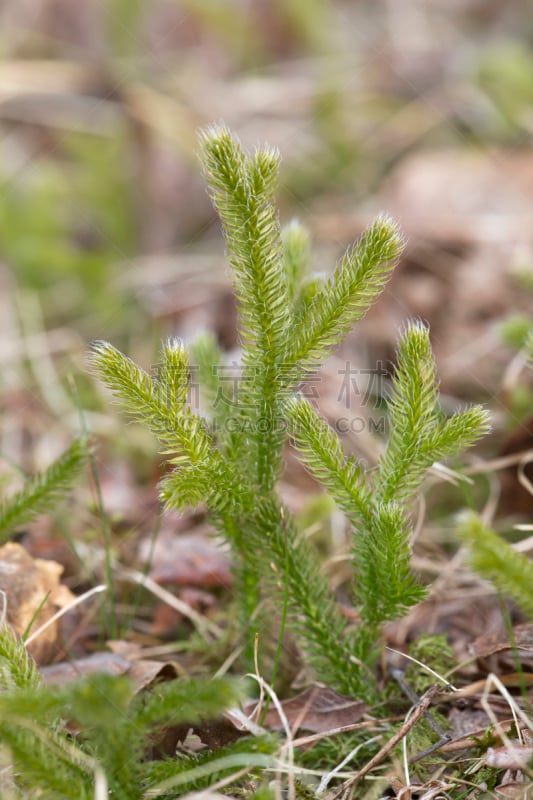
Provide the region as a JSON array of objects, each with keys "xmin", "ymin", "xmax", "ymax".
[
  {"xmin": 244, "ymin": 685, "xmax": 367, "ymax": 734},
  {"xmin": 41, "ymin": 650, "xmax": 178, "ymax": 691},
  {"xmin": 390, "ymin": 778, "xmax": 455, "ymax": 800},
  {"xmin": 471, "ymin": 623, "xmax": 533, "ymax": 674},
  {"xmin": 486, "ymin": 744, "xmax": 533, "ymax": 770},
  {"xmin": 0, "ymin": 542, "xmax": 74, "ymax": 665},
  {"xmin": 41, "ymin": 651, "xmax": 131, "ymax": 685},
  {"xmin": 493, "ymin": 780, "xmax": 533, "ymax": 798}
]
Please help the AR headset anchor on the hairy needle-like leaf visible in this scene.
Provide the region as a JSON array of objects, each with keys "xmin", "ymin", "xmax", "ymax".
[
  {"xmin": 284, "ymin": 215, "xmax": 404, "ymax": 378},
  {"xmin": 282, "ymin": 219, "xmax": 311, "ymax": 305},
  {"xmin": 250, "ymin": 498, "xmax": 367, "ymax": 697},
  {"xmin": 90, "ymin": 340, "xmax": 212, "ymax": 466},
  {"xmin": 0, "ymin": 671, "xmax": 243, "ymax": 800},
  {"xmin": 286, "ymin": 394, "xmax": 426, "ymax": 630},
  {"xmin": 199, "ymin": 125, "xmax": 293, "ymax": 492},
  {"xmin": 143, "ymin": 735, "xmax": 277, "ymax": 796},
  {"xmin": 0, "ymin": 624, "xmax": 40, "ymax": 691},
  {"xmin": 376, "ymin": 322, "xmax": 439, "ymax": 503},
  {"xmin": 198, "ymin": 125, "xmax": 290, "ymax": 361},
  {"xmin": 0, "ymin": 438, "xmax": 90, "ymax": 542},
  {"xmin": 160, "ymin": 461, "xmax": 242, "ymax": 514},
  {"xmin": 428, "ymin": 405, "xmax": 491, "ymax": 460},
  {"xmin": 91, "ymin": 340, "xmax": 245, "ymax": 515},
  {"xmin": 133, "ymin": 676, "xmax": 242, "ymax": 728},
  {"xmin": 155, "ymin": 337, "xmax": 192, "ymax": 418},
  {"xmin": 376, "ymin": 322, "xmax": 489, "ymax": 503},
  {"xmin": 285, "ymin": 395, "xmax": 372, "ymax": 527},
  {"xmin": 354, "ymin": 503, "xmax": 425, "ymax": 623}
]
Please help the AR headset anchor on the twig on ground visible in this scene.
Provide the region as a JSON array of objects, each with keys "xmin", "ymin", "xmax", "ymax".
[{"xmin": 324, "ymin": 684, "xmax": 441, "ymax": 800}]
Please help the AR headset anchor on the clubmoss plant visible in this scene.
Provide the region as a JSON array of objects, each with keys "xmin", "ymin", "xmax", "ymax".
[
  {"xmin": 456, "ymin": 331, "xmax": 533, "ymax": 619},
  {"xmin": 457, "ymin": 513, "xmax": 533, "ymax": 618},
  {"xmin": 0, "ymin": 624, "xmax": 271, "ymax": 799},
  {"xmin": 91, "ymin": 125, "xmax": 489, "ymax": 697},
  {"xmin": 0, "ymin": 438, "xmax": 90, "ymax": 544}
]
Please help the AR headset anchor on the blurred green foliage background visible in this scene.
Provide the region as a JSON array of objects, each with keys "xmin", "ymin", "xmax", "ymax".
[{"xmin": 0, "ymin": 0, "xmax": 532, "ymax": 456}]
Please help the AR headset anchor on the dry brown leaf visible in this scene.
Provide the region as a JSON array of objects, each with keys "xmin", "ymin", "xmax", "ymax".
[
  {"xmin": 494, "ymin": 770, "xmax": 533, "ymax": 800},
  {"xmin": 41, "ymin": 651, "xmax": 131, "ymax": 684},
  {"xmin": 0, "ymin": 542, "xmax": 74, "ymax": 665},
  {"xmin": 487, "ymin": 744, "xmax": 533, "ymax": 770},
  {"xmin": 126, "ymin": 657, "xmax": 179, "ymax": 691},
  {"xmin": 142, "ymin": 527, "xmax": 232, "ymax": 589},
  {"xmin": 247, "ymin": 685, "xmax": 367, "ymax": 733},
  {"xmin": 390, "ymin": 778, "xmax": 455, "ymax": 800},
  {"xmin": 494, "ymin": 778, "xmax": 533, "ymax": 798},
  {"xmin": 385, "ymin": 593, "xmax": 510, "ymax": 668},
  {"xmin": 471, "ymin": 623, "xmax": 533, "ymax": 673},
  {"xmin": 472, "ymin": 624, "xmax": 533, "ymax": 659},
  {"xmin": 41, "ymin": 650, "xmax": 178, "ymax": 691}
]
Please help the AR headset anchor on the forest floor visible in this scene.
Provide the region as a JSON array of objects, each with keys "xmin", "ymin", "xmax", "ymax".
[{"xmin": 1, "ymin": 2, "xmax": 533, "ymax": 797}]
